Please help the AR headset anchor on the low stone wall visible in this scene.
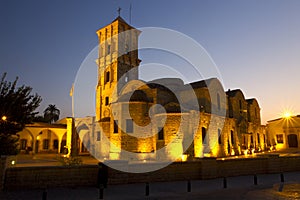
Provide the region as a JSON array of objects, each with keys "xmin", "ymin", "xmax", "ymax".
[
  {"xmin": 108, "ymin": 161, "xmax": 202, "ymax": 184},
  {"xmin": 4, "ymin": 165, "xmax": 98, "ymax": 190},
  {"xmin": 3, "ymin": 155, "xmax": 300, "ymax": 190}
]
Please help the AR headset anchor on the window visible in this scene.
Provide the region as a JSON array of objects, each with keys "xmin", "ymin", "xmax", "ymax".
[
  {"xmin": 218, "ymin": 129, "xmax": 222, "ymax": 144},
  {"xmin": 158, "ymin": 127, "xmax": 164, "ymax": 140},
  {"xmin": 53, "ymin": 139, "xmax": 58, "ymax": 149},
  {"xmin": 43, "ymin": 139, "xmax": 49, "ymax": 150},
  {"xmin": 105, "ymin": 97, "xmax": 109, "ymax": 105},
  {"xmin": 217, "ymin": 93, "xmax": 221, "ymax": 111},
  {"xmin": 114, "ymin": 120, "xmax": 118, "ymax": 133},
  {"xmin": 105, "ymin": 71, "xmax": 110, "ymax": 83},
  {"xmin": 276, "ymin": 134, "xmax": 284, "ymax": 143},
  {"xmin": 202, "ymin": 127, "xmax": 207, "ymax": 144},
  {"xmin": 20, "ymin": 139, "xmax": 27, "ymax": 150},
  {"xmin": 126, "ymin": 119, "xmax": 133, "ymax": 133},
  {"xmin": 227, "ymin": 140, "xmax": 231, "ymax": 154},
  {"xmin": 231, "ymin": 130, "xmax": 234, "ymax": 145},
  {"xmin": 97, "ymin": 131, "xmax": 101, "ymax": 141},
  {"xmin": 250, "ymin": 135, "xmax": 254, "ymax": 144},
  {"xmin": 257, "ymin": 133, "xmax": 260, "ymax": 144}
]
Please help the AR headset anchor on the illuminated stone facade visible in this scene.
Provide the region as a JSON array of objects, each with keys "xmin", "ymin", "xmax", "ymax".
[
  {"xmin": 15, "ymin": 17, "xmax": 265, "ymax": 159},
  {"xmin": 267, "ymin": 116, "xmax": 300, "ymax": 151},
  {"xmin": 95, "ymin": 17, "xmax": 265, "ymax": 160}
]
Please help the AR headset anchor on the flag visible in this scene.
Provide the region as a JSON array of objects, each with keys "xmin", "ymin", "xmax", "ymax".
[{"xmin": 70, "ymin": 84, "xmax": 74, "ymax": 97}]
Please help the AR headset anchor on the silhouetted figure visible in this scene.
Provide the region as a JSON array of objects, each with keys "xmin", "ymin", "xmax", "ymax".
[{"xmin": 97, "ymin": 163, "xmax": 108, "ymax": 188}]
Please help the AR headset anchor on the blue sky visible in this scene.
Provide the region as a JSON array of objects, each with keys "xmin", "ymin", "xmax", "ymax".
[{"xmin": 1, "ymin": 0, "xmax": 300, "ymax": 124}]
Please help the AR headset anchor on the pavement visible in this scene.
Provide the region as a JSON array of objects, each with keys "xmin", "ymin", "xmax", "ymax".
[
  {"xmin": 1, "ymin": 150, "xmax": 300, "ymax": 199},
  {"xmin": 1, "ymin": 172, "xmax": 300, "ymax": 199}
]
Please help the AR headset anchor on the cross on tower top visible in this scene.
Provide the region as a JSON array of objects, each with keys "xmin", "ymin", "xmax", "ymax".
[{"xmin": 117, "ymin": 7, "xmax": 121, "ymax": 17}]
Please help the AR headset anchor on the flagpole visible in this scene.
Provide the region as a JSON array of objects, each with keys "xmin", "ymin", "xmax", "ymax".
[
  {"xmin": 72, "ymin": 94, "xmax": 74, "ymax": 118},
  {"xmin": 70, "ymin": 83, "xmax": 74, "ymax": 118}
]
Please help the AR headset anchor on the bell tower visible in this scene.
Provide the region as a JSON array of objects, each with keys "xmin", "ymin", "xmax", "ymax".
[{"xmin": 95, "ymin": 16, "xmax": 141, "ymax": 121}]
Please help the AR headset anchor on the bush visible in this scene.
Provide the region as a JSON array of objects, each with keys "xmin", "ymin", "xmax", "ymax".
[{"xmin": 58, "ymin": 156, "xmax": 82, "ymax": 166}]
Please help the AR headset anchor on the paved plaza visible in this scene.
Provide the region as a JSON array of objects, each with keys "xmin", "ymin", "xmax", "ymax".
[
  {"xmin": 1, "ymin": 172, "xmax": 300, "ymax": 199},
  {"xmin": 1, "ymin": 151, "xmax": 300, "ymax": 199}
]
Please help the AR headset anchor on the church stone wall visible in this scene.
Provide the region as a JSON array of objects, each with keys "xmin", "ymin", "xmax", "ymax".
[{"xmin": 94, "ymin": 17, "xmax": 266, "ymax": 160}]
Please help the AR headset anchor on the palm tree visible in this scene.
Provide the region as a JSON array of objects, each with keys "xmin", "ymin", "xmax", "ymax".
[{"xmin": 43, "ymin": 104, "xmax": 60, "ymax": 124}]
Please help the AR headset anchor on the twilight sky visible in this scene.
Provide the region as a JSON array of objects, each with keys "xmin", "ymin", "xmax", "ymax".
[{"xmin": 1, "ymin": 0, "xmax": 300, "ymax": 124}]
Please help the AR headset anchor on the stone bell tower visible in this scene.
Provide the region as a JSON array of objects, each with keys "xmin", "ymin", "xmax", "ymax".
[{"xmin": 95, "ymin": 16, "xmax": 141, "ymax": 121}]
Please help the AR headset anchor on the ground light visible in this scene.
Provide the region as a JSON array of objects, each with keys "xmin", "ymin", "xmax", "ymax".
[
  {"xmin": 1, "ymin": 115, "xmax": 7, "ymax": 121},
  {"xmin": 11, "ymin": 160, "xmax": 16, "ymax": 165}
]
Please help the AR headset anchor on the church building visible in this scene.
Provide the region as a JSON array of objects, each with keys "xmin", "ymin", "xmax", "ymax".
[
  {"xmin": 16, "ymin": 16, "xmax": 265, "ymax": 161},
  {"xmin": 93, "ymin": 16, "xmax": 265, "ymax": 161}
]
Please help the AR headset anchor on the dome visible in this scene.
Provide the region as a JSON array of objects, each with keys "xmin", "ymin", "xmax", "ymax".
[{"xmin": 118, "ymin": 90, "xmax": 152, "ymax": 103}]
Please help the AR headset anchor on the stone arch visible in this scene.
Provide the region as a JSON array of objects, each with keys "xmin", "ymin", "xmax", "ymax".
[
  {"xmin": 60, "ymin": 132, "xmax": 67, "ymax": 153},
  {"xmin": 18, "ymin": 128, "xmax": 34, "ymax": 153},
  {"xmin": 36, "ymin": 128, "xmax": 60, "ymax": 153},
  {"xmin": 76, "ymin": 122, "xmax": 91, "ymax": 153},
  {"xmin": 81, "ymin": 132, "xmax": 91, "ymax": 153}
]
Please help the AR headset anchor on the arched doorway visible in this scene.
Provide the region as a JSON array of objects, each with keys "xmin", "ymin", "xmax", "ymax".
[
  {"xmin": 60, "ymin": 132, "xmax": 67, "ymax": 153},
  {"xmin": 35, "ymin": 129, "xmax": 59, "ymax": 153},
  {"xmin": 81, "ymin": 132, "xmax": 90, "ymax": 153},
  {"xmin": 18, "ymin": 129, "xmax": 34, "ymax": 154},
  {"xmin": 288, "ymin": 134, "xmax": 298, "ymax": 148}
]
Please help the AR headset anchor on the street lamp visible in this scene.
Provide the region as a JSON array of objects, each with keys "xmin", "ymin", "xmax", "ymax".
[{"xmin": 1, "ymin": 115, "xmax": 7, "ymax": 121}]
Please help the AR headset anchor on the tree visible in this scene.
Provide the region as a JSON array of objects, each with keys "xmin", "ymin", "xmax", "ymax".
[
  {"xmin": 0, "ymin": 73, "xmax": 42, "ymax": 155},
  {"xmin": 32, "ymin": 115, "xmax": 48, "ymax": 123},
  {"xmin": 43, "ymin": 104, "xmax": 60, "ymax": 124}
]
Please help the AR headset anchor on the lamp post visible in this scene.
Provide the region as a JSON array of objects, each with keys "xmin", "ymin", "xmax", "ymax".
[{"xmin": 1, "ymin": 116, "xmax": 7, "ymax": 121}]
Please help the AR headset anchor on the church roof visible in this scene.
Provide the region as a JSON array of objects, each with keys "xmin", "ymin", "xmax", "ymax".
[
  {"xmin": 111, "ymin": 16, "xmax": 128, "ymax": 24},
  {"xmin": 118, "ymin": 90, "xmax": 152, "ymax": 103},
  {"xmin": 96, "ymin": 16, "xmax": 138, "ymax": 33},
  {"xmin": 26, "ymin": 122, "xmax": 66, "ymax": 129},
  {"xmin": 189, "ymin": 78, "xmax": 218, "ymax": 89},
  {"xmin": 246, "ymin": 98, "xmax": 258, "ymax": 105},
  {"xmin": 147, "ymin": 83, "xmax": 172, "ymax": 90},
  {"xmin": 226, "ymin": 89, "xmax": 243, "ymax": 97}
]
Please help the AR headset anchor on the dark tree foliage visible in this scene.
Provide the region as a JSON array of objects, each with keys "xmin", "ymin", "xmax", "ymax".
[
  {"xmin": 43, "ymin": 104, "xmax": 60, "ymax": 124},
  {"xmin": 0, "ymin": 73, "xmax": 42, "ymax": 155},
  {"xmin": 32, "ymin": 115, "xmax": 48, "ymax": 123}
]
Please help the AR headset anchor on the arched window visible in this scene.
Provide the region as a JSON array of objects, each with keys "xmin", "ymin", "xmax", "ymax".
[
  {"xmin": 113, "ymin": 120, "xmax": 118, "ymax": 133},
  {"xmin": 202, "ymin": 127, "xmax": 207, "ymax": 144},
  {"xmin": 231, "ymin": 130, "xmax": 234, "ymax": 145},
  {"xmin": 107, "ymin": 44, "xmax": 111, "ymax": 54},
  {"xmin": 105, "ymin": 71, "xmax": 110, "ymax": 83},
  {"xmin": 105, "ymin": 97, "xmax": 109, "ymax": 106},
  {"xmin": 158, "ymin": 127, "xmax": 164, "ymax": 140},
  {"xmin": 218, "ymin": 129, "xmax": 222, "ymax": 144}
]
